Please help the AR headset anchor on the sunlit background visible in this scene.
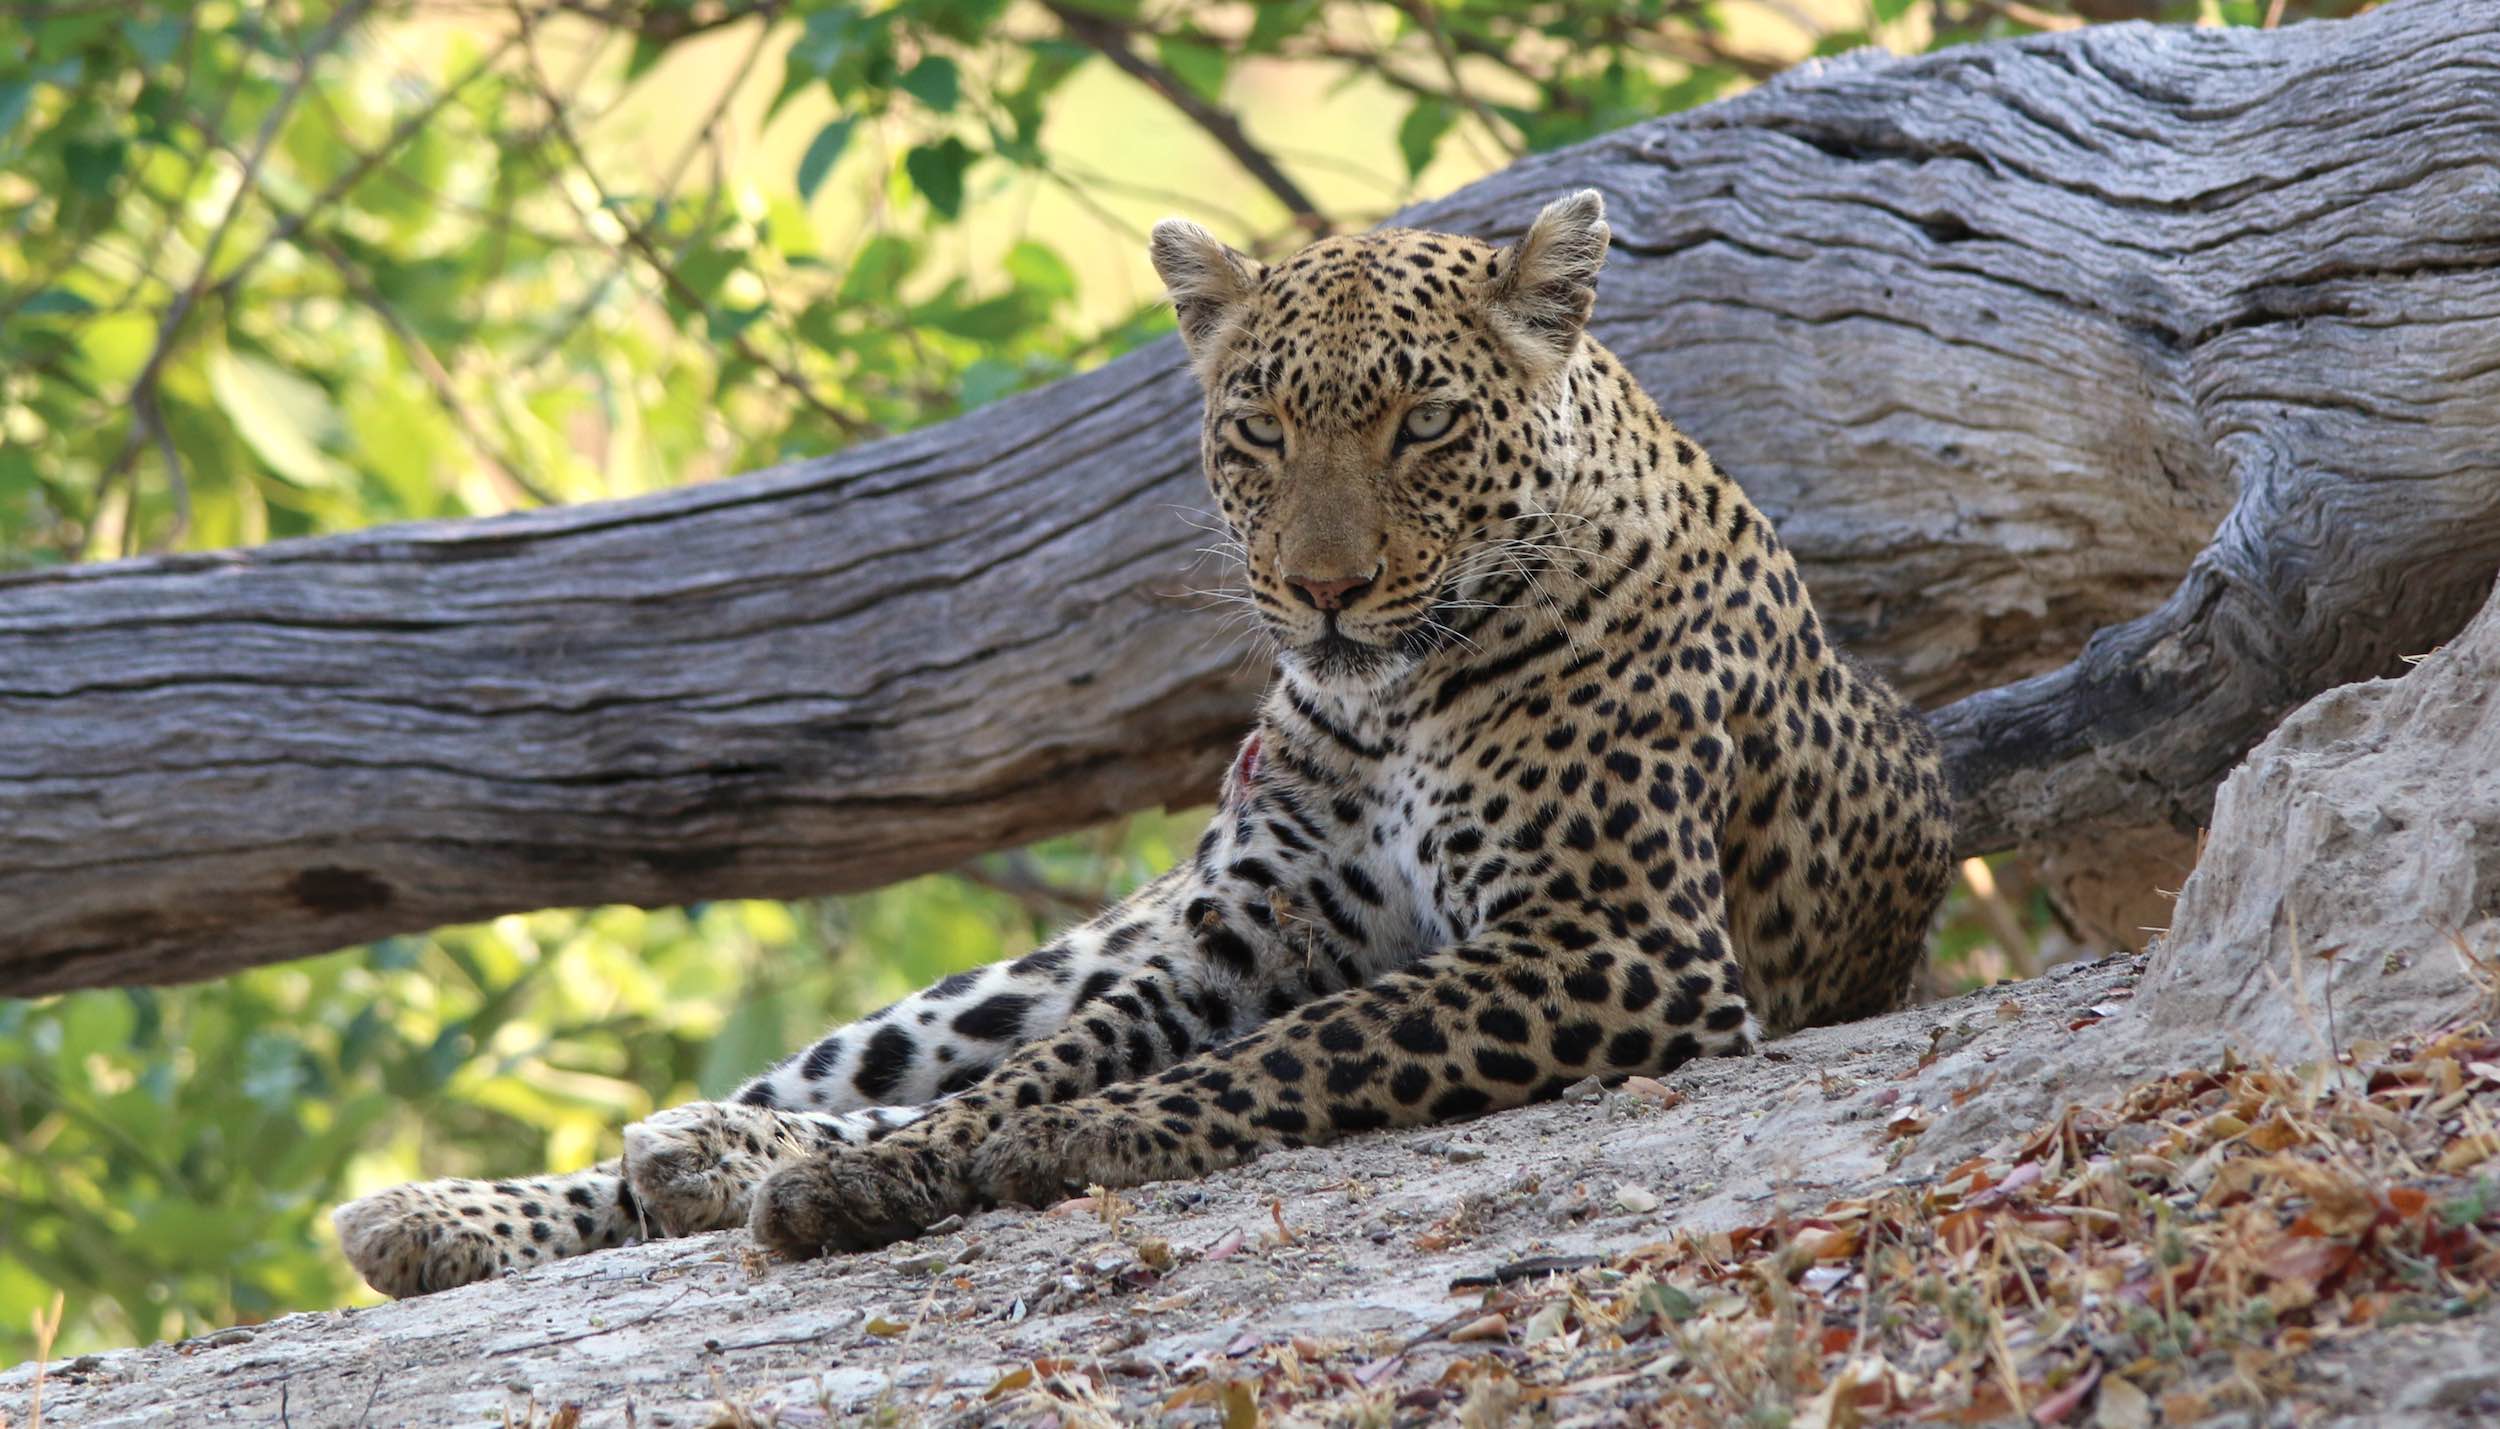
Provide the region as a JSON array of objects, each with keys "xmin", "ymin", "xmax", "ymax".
[{"xmin": 0, "ymin": 0, "xmax": 2357, "ymax": 1358}]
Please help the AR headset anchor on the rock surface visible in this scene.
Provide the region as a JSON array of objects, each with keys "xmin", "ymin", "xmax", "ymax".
[
  {"xmin": 1912, "ymin": 577, "xmax": 2500, "ymax": 1171},
  {"xmin": 2132, "ymin": 574, "xmax": 2500, "ymax": 1061}
]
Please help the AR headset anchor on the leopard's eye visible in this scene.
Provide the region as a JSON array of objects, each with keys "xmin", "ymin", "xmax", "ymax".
[
  {"xmin": 1400, "ymin": 404, "xmax": 1456, "ymax": 444},
  {"xmin": 1239, "ymin": 414, "xmax": 1285, "ymax": 448}
]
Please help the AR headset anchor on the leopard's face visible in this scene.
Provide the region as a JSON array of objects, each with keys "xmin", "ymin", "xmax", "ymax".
[{"xmin": 1152, "ymin": 199, "xmax": 1612, "ymax": 689}]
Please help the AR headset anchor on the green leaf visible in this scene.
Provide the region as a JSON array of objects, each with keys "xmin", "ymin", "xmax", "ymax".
[
  {"xmin": 120, "ymin": 15, "xmax": 185, "ymax": 68},
  {"xmin": 924, "ymin": 292, "xmax": 1034, "ymax": 341},
  {"xmin": 1638, "ymin": 1283, "xmax": 1700, "ymax": 1323},
  {"xmin": 706, "ymin": 304, "xmax": 768, "ymax": 342},
  {"xmin": 837, "ymin": 233, "xmax": 919, "ymax": 306},
  {"xmin": 790, "ymin": 5, "xmax": 868, "ymax": 77},
  {"xmin": 0, "ymin": 81, "xmax": 34, "ymax": 149},
  {"xmin": 1002, "ymin": 240, "xmax": 1075, "ymax": 304},
  {"xmin": 207, "ymin": 350, "xmax": 348, "ymax": 489},
  {"xmin": 911, "ymin": 0, "xmax": 1012, "ymax": 44},
  {"xmin": 1246, "ymin": 0, "xmax": 1324, "ymax": 50},
  {"xmin": 788, "ymin": 4, "xmax": 892, "ymax": 100},
  {"xmin": 240, "ymin": 1031, "xmax": 309, "ymax": 1111},
  {"xmin": 999, "ymin": 41, "xmax": 1087, "ymax": 156},
  {"xmin": 696, "ymin": 995, "xmax": 786, "ymax": 1100},
  {"xmin": 61, "ymin": 135, "xmax": 127, "ymax": 197},
  {"xmin": 899, "ymin": 55, "xmax": 960, "ymax": 113},
  {"xmin": 957, "ymin": 356, "xmax": 1025, "ymax": 410},
  {"xmin": 797, "ymin": 116, "xmax": 856, "ymax": 200},
  {"xmin": 1396, "ymin": 98, "xmax": 1456, "ymax": 180},
  {"xmin": 55, "ymin": 988, "xmax": 135, "ymax": 1061},
  {"xmin": 1811, "ymin": 27, "xmax": 1873, "ymax": 58},
  {"xmin": 625, "ymin": 32, "xmax": 670, "ymax": 81},
  {"xmin": 1653, "ymin": 65, "xmax": 1737, "ymax": 118},
  {"xmin": 1870, "ymin": 0, "xmax": 1918, "ymax": 21},
  {"xmin": 1156, "ymin": 39, "xmax": 1227, "ymax": 104},
  {"xmin": 904, "ymin": 137, "xmax": 975, "ymax": 219},
  {"xmin": 19, "ymin": 288, "xmax": 95, "ymax": 318},
  {"xmin": 0, "ymin": 446, "xmax": 39, "ymax": 510}
]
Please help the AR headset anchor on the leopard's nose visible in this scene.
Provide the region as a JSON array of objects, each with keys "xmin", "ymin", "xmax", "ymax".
[{"xmin": 1285, "ymin": 567, "xmax": 1379, "ymax": 611}]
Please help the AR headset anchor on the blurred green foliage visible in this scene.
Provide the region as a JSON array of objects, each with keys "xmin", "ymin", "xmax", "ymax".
[{"xmin": 0, "ymin": 0, "xmax": 2352, "ymax": 1363}]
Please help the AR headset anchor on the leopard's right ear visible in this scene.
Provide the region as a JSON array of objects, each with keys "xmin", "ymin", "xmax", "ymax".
[{"xmin": 1150, "ymin": 219, "xmax": 1263, "ymax": 378}]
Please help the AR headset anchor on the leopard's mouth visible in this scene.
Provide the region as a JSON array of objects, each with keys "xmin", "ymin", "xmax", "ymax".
[
  {"xmin": 1295, "ymin": 623, "xmax": 1398, "ymax": 678},
  {"xmin": 1272, "ymin": 609, "xmax": 1416, "ymax": 684},
  {"xmin": 1263, "ymin": 553, "xmax": 1462, "ymax": 678}
]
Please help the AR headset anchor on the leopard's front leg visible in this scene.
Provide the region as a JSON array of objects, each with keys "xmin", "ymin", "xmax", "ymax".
[
  {"xmin": 754, "ymin": 914, "xmax": 1754, "ymax": 1255},
  {"xmin": 330, "ymin": 860, "xmax": 1237, "ymax": 1296},
  {"xmin": 976, "ymin": 920, "xmax": 1755, "ymax": 1204},
  {"xmin": 747, "ymin": 953, "xmax": 1245, "ymax": 1255},
  {"xmin": 333, "ymin": 1099, "xmax": 921, "ymax": 1297}
]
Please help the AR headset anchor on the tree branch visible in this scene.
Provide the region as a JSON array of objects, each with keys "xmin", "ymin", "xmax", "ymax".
[
  {"xmin": 1393, "ymin": 0, "xmax": 1521, "ymax": 162},
  {"xmin": 509, "ymin": 3, "xmax": 876, "ymax": 441},
  {"xmin": 1043, "ymin": 2, "xmax": 1330, "ymax": 238}
]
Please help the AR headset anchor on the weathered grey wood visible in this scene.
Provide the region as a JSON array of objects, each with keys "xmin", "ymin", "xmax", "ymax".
[{"xmin": 5, "ymin": 0, "xmax": 2496, "ymax": 994}]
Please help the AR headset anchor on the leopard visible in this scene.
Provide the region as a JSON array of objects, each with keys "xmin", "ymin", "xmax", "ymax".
[{"xmin": 333, "ymin": 190, "xmax": 1954, "ymax": 1298}]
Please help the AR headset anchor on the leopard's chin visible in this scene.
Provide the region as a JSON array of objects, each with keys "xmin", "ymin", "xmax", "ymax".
[{"xmin": 1285, "ymin": 628, "xmax": 1411, "ymax": 687}]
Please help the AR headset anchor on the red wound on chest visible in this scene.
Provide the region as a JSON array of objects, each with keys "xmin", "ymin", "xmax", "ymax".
[{"xmin": 1224, "ymin": 731, "xmax": 1263, "ymax": 805}]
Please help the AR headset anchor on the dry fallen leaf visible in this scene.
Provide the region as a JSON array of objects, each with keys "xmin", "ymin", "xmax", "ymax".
[
  {"xmin": 1793, "ymin": 1356, "xmax": 1912, "ymax": 1429},
  {"xmin": 1219, "ymin": 1377, "xmax": 1260, "ymax": 1429},
  {"xmin": 2440, "ymin": 1132, "xmax": 2500, "ymax": 1173},
  {"xmin": 1791, "ymin": 1225, "xmax": 1857, "ymax": 1262},
  {"xmin": 2276, "ymin": 1160, "xmax": 2382, "ymax": 1237},
  {"xmin": 2027, "ymin": 1358, "xmax": 2102, "ymax": 1425},
  {"xmin": 2158, "ymin": 1386, "xmax": 2214, "ymax": 1424},
  {"xmin": 1521, "ymin": 1302, "xmax": 1571, "ymax": 1345},
  {"xmin": 2094, "ymin": 1373, "xmax": 2154, "ymax": 1429},
  {"xmin": 2243, "ymin": 1112, "xmax": 2306, "ymax": 1153},
  {"xmin": 983, "ymin": 1366, "xmax": 1035, "ymax": 1400}
]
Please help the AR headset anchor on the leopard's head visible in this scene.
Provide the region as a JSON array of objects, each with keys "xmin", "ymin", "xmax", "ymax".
[{"xmin": 1152, "ymin": 190, "xmax": 1611, "ymax": 688}]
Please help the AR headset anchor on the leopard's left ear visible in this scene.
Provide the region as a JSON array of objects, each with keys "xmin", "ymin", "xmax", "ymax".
[
  {"xmin": 1150, "ymin": 219, "xmax": 1265, "ymax": 381},
  {"xmin": 1484, "ymin": 189, "xmax": 1610, "ymax": 378}
]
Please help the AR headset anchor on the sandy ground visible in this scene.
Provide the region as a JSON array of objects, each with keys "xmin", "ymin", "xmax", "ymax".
[{"xmin": 7, "ymin": 953, "xmax": 2495, "ymax": 1427}]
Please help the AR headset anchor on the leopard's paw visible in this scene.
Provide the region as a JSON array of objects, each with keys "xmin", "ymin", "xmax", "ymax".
[
  {"xmin": 968, "ymin": 1104, "xmax": 1114, "ymax": 1208},
  {"xmin": 749, "ymin": 1150, "xmax": 959, "ymax": 1258},
  {"xmin": 622, "ymin": 1102, "xmax": 801, "ymax": 1236},
  {"xmin": 333, "ymin": 1183, "xmax": 517, "ymax": 1298}
]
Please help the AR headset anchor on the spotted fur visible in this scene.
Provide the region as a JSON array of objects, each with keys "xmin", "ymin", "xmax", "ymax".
[{"xmin": 334, "ymin": 191, "xmax": 1953, "ymax": 1296}]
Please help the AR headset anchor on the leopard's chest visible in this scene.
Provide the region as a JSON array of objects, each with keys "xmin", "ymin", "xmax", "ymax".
[
  {"xmin": 1359, "ymin": 742, "xmax": 1459, "ymax": 959},
  {"xmin": 1219, "ymin": 728, "xmax": 1454, "ymax": 975}
]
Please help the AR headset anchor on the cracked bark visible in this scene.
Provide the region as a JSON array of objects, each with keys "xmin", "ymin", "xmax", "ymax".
[{"xmin": 4, "ymin": 0, "xmax": 2496, "ymax": 993}]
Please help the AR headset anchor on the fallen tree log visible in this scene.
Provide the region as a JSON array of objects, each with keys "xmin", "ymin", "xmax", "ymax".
[{"xmin": 5, "ymin": 0, "xmax": 2497, "ymax": 994}]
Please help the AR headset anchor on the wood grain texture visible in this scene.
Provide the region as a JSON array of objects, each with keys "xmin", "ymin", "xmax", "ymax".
[{"xmin": 5, "ymin": 0, "xmax": 2495, "ymax": 994}]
